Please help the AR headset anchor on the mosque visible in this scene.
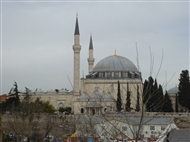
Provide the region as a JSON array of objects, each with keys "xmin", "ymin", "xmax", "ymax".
[{"xmin": 22, "ymin": 16, "xmax": 143, "ymax": 114}]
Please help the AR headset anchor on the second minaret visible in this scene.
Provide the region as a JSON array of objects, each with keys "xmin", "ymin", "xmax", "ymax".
[{"xmin": 87, "ymin": 33, "xmax": 95, "ymax": 73}]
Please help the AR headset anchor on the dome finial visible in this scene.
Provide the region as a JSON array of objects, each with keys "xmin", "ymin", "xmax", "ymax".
[
  {"xmin": 76, "ymin": 12, "xmax": 78, "ymax": 17},
  {"xmin": 114, "ymin": 49, "xmax": 117, "ymax": 56}
]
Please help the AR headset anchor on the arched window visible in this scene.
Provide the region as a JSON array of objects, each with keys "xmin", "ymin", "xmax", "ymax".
[
  {"xmin": 81, "ymin": 108, "xmax": 84, "ymax": 113},
  {"xmin": 59, "ymin": 102, "xmax": 63, "ymax": 108},
  {"xmin": 110, "ymin": 104, "xmax": 113, "ymax": 111},
  {"xmin": 104, "ymin": 108, "xmax": 107, "ymax": 112}
]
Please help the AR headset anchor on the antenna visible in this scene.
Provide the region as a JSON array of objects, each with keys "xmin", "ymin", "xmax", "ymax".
[
  {"xmin": 165, "ymin": 71, "xmax": 167, "ymax": 91},
  {"xmin": 67, "ymin": 75, "xmax": 74, "ymax": 90},
  {"xmin": 136, "ymin": 42, "xmax": 140, "ymax": 71}
]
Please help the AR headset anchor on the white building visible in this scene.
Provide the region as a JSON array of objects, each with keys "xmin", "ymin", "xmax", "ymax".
[{"xmin": 76, "ymin": 116, "xmax": 175, "ymax": 141}]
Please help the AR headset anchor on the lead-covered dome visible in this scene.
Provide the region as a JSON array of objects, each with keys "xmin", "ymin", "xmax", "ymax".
[
  {"xmin": 93, "ymin": 55, "xmax": 138, "ymax": 72},
  {"xmin": 168, "ymin": 86, "xmax": 178, "ymax": 94}
]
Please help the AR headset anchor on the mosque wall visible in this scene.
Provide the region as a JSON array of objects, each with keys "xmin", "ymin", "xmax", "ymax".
[
  {"xmin": 19, "ymin": 92, "xmax": 74, "ymax": 110},
  {"xmin": 73, "ymin": 97, "xmax": 116, "ymax": 114},
  {"xmin": 81, "ymin": 78, "xmax": 143, "ymax": 110}
]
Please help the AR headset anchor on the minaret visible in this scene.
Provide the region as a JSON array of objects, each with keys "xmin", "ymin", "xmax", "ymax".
[
  {"xmin": 87, "ymin": 33, "xmax": 95, "ymax": 73},
  {"xmin": 73, "ymin": 14, "xmax": 81, "ymax": 95}
]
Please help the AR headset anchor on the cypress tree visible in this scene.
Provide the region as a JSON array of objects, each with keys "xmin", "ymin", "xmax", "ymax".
[
  {"xmin": 154, "ymin": 84, "xmax": 164, "ymax": 112},
  {"xmin": 146, "ymin": 76, "xmax": 154, "ymax": 112},
  {"xmin": 162, "ymin": 91, "xmax": 174, "ymax": 112},
  {"xmin": 136, "ymin": 85, "xmax": 140, "ymax": 112},
  {"xmin": 143, "ymin": 80, "xmax": 149, "ymax": 104},
  {"xmin": 116, "ymin": 80, "xmax": 122, "ymax": 112},
  {"xmin": 178, "ymin": 70, "xmax": 190, "ymax": 111},
  {"xmin": 151, "ymin": 79, "xmax": 159, "ymax": 112},
  {"xmin": 126, "ymin": 82, "xmax": 131, "ymax": 111},
  {"xmin": 175, "ymin": 94, "xmax": 179, "ymax": 112}
]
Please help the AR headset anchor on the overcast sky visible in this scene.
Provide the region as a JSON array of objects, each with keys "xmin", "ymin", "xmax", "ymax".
[{"xmin": 0, "ymin": 1, "xmax": 189, "ymax": 94}]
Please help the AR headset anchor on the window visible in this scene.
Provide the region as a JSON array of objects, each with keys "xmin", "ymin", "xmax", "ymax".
[
  {"xmin": 150, "ymin": 135, "xmax": 155, "ymax": 138},
  {"xmin": 122, "ymin": 126, "xmax": 127, "ymax": 131},
  {"xmin": 114, "ymin": 72, "xmax": 119, "ymax": 77},
  {"xmin": 107, "ymin": 72, "xmax": 112, "ymax": 78},
  {"xmin": 104, "ymin": 108, "xmax": 107, "ymax": 112},
  {"xmin": 59, "ymin": 102, "xmax": 64, "ymax": 108},
  {"xmin": 121, "ymin": 72, "xmax": 126, "ymax": 78},
  {"xmin": 99, "ymin": 72, "xmax": 105, "ymax": 78},
  {"xmin": 110, "ymin": 104, "xmax": 113, "ymax": 111},
  {"xmin": 161, "ymin": 126, "xmax": 165, "ymax": 131},
  {"xmin": 150, "ymin": 126, "xmax": 155, "ymax": 130},
  {"xmin": 81, "ymin": 108, "xmax": 84, "ymax": 113}
]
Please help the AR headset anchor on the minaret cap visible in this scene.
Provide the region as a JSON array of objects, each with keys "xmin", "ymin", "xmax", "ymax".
[
  {"xmin": 74, "ymin": 13, "xmax": 80, "ymax": 35},
  {"xmin": 89, "ymin": 33, "xmax": 93, "ymax": 49}
]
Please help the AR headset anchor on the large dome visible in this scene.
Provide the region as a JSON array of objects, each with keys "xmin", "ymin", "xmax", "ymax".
[{"xmin": 93, "ymin": 55, "xmax": 138, "ymax": 72}]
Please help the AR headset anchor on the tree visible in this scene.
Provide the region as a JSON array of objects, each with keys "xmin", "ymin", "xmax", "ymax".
[
  {"xmin": 126, "ymin": 82, "xmax": 131, "ymax": 111},
  {"xmin": 178, "ymin": 70, "xmax": 190, "ymax": 111},
  {"xmin": 154, "ymin": 84, "xmax": 164, "ymax": 112},
  {"xmin": 136, "ymin": 85, "xmax": 140, "ymax": 112},
  {"xmin": 42, "ymin": 101, "xmax": 56, "ymax": 114},
  {"xmin": 148, "ymin": 78, "xmax": 158, "ymax": 112},
  {"xmin": 142, "ymin": 80, "xmax": 149, "ymax": 105},
  {"xmin": 5, "ymin": 82, "xmax": 20, "ymax": 112},
  {"xmin": 162, "ymin": 91, "xmax": 174, "ymax": 112},
  {"xmin": 3, "ymin": 88, "xmax": 58, "ymax": 142},
  {"xmin": 58, "ymin": 107, "xmax": 72, "ymax": 113},
  {"xmin": 175, "ymin": 94, "xmax": 179, "ymax": 112},
  {"xmin": 143, "ymin": 78, "xmax": 164, "ymax": 112},
  {"xmin": 116, "ymin": 80, "xmax": 122, "ymax": 112},
  {"xmin": 143, "ymin": 76, "xmax": 154, "ymax": 111}
]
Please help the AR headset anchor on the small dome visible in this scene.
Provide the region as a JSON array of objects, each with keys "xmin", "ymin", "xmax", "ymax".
[
  {"xmin": 35, "ymin": 88, "xmax": 45, "ymax": 93},
  {"xmin": 102, "ymin": 94, "xmax": 115, "ymax": 101},
  {"xmin": 79, "ymin": 93, "xmax": 90, "ymax": 100},
  {"xmin": 47, "ymin": 89, "xmax": 56, "ymax": 93},
  {"xmin": 93, "ymin": 55, "xmax": 138, "ymax": 72},
  {"xmin": 90, "ymin": 86, "xmax": 102, "ymax": 99},
  {"xmin": 59, "ymin": 88, "xmax": 69, "ymax": 92},
  {"xmin": 168, "ymin": 86, "xmax": 178, "ymax": 94},
  {"xmin": 59, "ymin": 89, "xmax": 67, "ymax": 93},
  {"xmin": 90, "ymin": 92, "xmax": 102, "ymax": 99}
]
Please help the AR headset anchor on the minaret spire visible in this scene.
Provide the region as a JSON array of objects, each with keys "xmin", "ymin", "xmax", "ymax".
[
  {"xmin": 74, "ymin": 13, "xmax": 80, "ymax": 35},
  {"xmin": 88, "ymin": 33, "xmax": 95, "ymax": 73}
]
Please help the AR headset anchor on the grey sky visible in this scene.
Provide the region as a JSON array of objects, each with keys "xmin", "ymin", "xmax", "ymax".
[{"xmin": 0, "ymin": 1, "xmax": 189, "ymax": 94}]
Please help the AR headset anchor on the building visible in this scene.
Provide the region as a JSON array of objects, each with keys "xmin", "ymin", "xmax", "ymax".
[
  {"xmin": 163, "ymin": 129, "xmax": 190, "ymax": 142},
  {"xmin": 76, "ymin": 115, "xmax": 175, "ymax": 141},
  {"xmin": 0, "ymin": 94, "xmax": 7, "ymax": 102},
  {"xmin": 168, "ymin": 86, "xmax": 184, "ymax": 112},
  {"xmin": 19, "ymin": 15, "xmax": 143, "ymax": 114}
]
